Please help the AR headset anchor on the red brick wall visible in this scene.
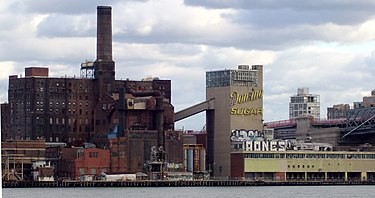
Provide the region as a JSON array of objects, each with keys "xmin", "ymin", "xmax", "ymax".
[
  {"xmin": 231, "ymin": 153, "xmax": 244, "ymax": 178},
  {"xmin": 75, "ymin": 148, "xmax": 110, "ymax": 177},
  {"xmin": 25, "ymin": 67, "xmax": 48, "ymax": 77},
  {"xmin": 61, "ymin": 147, "xmax": 110, "ymax": 179}
]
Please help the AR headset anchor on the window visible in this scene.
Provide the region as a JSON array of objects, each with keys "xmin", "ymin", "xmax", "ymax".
[
  {"xmin": 90, "ymin": 168, "xmax": 96, "ymax": 175},
  {"xmin": 89, "ymin": 152, "xmax": 98, "ymax": 158},
  {"xmin": 79, "ymin": 168, "xmax": 85, "ymax": 175}
]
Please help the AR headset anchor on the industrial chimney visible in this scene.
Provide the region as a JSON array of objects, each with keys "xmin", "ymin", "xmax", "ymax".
[
  {"xmin": 94, "ymin": 6, "xmax": 115, "ymax": 95},
  {"xmin": 96, "ymin": 6, "xmax": 112, "ymax": 61}
]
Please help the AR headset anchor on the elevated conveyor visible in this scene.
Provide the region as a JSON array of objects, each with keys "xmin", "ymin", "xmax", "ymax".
[{"xmin": 174, "ymin": 98, "xmax": 215, "ymax": 122}]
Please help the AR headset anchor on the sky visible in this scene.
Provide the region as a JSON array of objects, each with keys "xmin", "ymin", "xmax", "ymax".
[{"xmin": 0, "ymin": 0, "xmax": 374, "ymax": 131}]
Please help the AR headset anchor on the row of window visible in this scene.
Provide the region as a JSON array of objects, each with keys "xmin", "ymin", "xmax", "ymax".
[
  {"xmin": 288, "ymin": 164, "xmax": 315, "ymax": 169},
  {"xmin": 10, "ymin": 101, "xmax": 91, "ymax": 108},
  {"xmin": 89, "ymin": 152, "xmax": 99, "ymax": 158},
  {"xmin": 49, "ymin": 117, "xmax": 90, "ymax": 125},
  {"xmin": 244, "ymin": 153, "xmax": 375, "ymax": 159},
  {"xmin": 290, "ymin": 96, "xmax": 319, "ymax": 103},
  {"xmin": 79, "ymin": 168, "xmax": 107, "ymax": 176}
]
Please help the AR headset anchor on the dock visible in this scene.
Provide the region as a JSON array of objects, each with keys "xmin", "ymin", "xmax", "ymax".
[{"xmin": 3, "ymin": 180, "xmax": 375, "ymax": 188}]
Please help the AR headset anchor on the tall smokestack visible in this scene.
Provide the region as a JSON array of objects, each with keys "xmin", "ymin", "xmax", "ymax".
[
  {"xmin": 96, "ymin": 6, "xmax": 112, "ymax": 61},
  {"xmin": 94, "ymin": 6, "xmax": 115, "ymax": 95}
]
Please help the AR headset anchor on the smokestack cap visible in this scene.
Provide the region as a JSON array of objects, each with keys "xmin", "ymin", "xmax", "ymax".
[{"xmin": 97, "ymin": 6, "xmax": 112, "ymax": 14}]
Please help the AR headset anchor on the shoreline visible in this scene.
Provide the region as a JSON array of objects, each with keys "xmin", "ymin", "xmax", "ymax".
[{"xmin": 3, "ymin": 180, "xmax": 375, "ymax": 188}]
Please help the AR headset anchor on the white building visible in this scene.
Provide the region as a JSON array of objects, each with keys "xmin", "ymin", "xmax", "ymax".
[{"xmin": 289, "ymin": 88, "xmax": 320, "ymax": 119}]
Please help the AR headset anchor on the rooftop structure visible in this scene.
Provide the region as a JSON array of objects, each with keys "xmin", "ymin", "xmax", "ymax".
[{"xmin": 289, "ymin": 87, "xmax": 320, "ymax": 119}]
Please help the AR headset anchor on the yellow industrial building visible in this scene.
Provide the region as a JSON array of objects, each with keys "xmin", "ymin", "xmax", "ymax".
[{"xmin": 231, "ymin": 150, "xmax": 375, "ymax": 181}]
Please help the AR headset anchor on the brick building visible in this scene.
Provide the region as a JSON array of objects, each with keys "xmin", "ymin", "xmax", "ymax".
[
  {"xmin": 1, "ymin": 6, "xmax": 182, "ymax": 175},
  {"xmin": 59, "ymin": 147, "xmax": 110, "ymax": 179}
]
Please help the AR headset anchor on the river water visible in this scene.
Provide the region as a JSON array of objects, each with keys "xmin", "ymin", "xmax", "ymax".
[{"xmin": 2, "ymin": 185, "xmax": 374, "ymax": 198}]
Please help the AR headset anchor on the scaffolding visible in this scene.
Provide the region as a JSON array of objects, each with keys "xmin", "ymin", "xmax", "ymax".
[{"xmin": 2, "ymin": 153, "xmax": 24, "ymax": 181}]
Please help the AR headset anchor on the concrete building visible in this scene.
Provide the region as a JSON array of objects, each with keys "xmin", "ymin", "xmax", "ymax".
[
  {"xmin": 353, "ymin": 90, "xmax": 375, "ymax": 109},
  {"xmin": 206, "ymin": 65, "xmax": 263, "ymax": 178},
  {"xmin": 231, "ymin": 150, "xmax": 375, "ymax": 181},
  {"xmin": 289, "ymin": 87, "xmax": 320, "ymax": 119},
  {"xmin": 327, "ymin": 104, "xmax": 350, "ymax": 119}
]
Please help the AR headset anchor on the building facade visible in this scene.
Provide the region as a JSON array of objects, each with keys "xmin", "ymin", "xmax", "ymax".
[
  {"xmin": 1, "ymin": 6, "xmax": 182, "ymax": 176},
  {"xmin": 352, "ymin": 90, "xmax": 375, "ymax": 109},
  {"xmin": 327, "ymin": 104, "xmax": 350, "ymax": 119},
  {"xmin": 59, "ymin": 147, "xmax": 110, "ymax": 179},
  {"xmin": 206, "ymin": 65, "xmax": 263, "ymax": 177},
  {"xmin": 289, "ymin": 87, "xmax": 320, "ymax": 119},
  {"xmin": 231, "ymin": 150, "xmax": 375, "ymax": 181}
]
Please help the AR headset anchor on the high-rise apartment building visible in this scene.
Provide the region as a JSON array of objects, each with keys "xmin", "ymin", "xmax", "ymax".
[
  {"xmin": 206, "ymin": 65, "xmax": 263, "ymax": 177},
  {"xmin": 289, "ymin": 87, "xmax": 320, "ymax": 119}
]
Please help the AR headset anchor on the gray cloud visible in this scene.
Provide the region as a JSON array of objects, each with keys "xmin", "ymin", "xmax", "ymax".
[
  {"xmin": 36, "ymin": 14, "xmax": 96, "ymax": 37},
  {"xmin": 7, "ymin": 0, "xmax": 140, "ymax": 14},
  {"xmin": 184, "ymin": 0, "xmax": 375, "ymax": 12},
  {"xmin": 1, "ymin": 0, "xmax": 375, "ymax": 130},
  {"xmin": 230, "ymin": 9, "xmax": 374, "ymax": 27},
  {"xmin": 185, "ymin": 0, "xmax": 375, "ymax": 27}
]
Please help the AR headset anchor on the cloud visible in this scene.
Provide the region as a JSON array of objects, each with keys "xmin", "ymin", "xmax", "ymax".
[
  {"xmin": 263, "ymin": 44, "xmax": 375, "ymax": 121},
  {"xmin": 1, "ymin": 0, "xmax": 375, "ymax": 130},
  {"xmin": 6, "ymin": 0, "xmax": 141, "ymax": 15},
  {"xmin": 185, "ymin": 0, "xmax": 375, "ymax": 14},
  {"xmin": 36, "ymin": 14, "xmax": 95, "ymax": 37}
]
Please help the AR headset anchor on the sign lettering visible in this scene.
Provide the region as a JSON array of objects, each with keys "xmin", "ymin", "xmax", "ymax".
[
  {"xmin": 229, "ymin": 90, "xmax": 263, "ymax": 116},
  {"xmin": 230, "ymin": 90, "xmax": 263, "ymax": 106},
  {"xmin": 230, "ymin": 107, "xmax": 263, "ymax": 115}
]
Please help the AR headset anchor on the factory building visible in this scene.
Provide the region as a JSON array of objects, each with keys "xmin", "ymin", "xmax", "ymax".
[
  {"xmin": 1, "ymin": 6, "xmax": 182, "ymax": 176},
  {"xmin": 59, "ymin": 147, "xmax": 110, "ymax": 180},
  {"xmin": 231, "ymin": 150, "xmax": 375, "ymax": 181},
  {"xmin": 289, "ymin": 87, "xmax": 320, "ymax": 119},
  {"xmin": 206, "ymin": 65, "xmax": 264, "ymax": 177}
]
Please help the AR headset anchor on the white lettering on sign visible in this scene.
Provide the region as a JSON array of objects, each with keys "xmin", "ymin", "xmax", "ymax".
[
  {"xmin": 232, "ymin": 140, "xmax": 291, "ymax": 152},
  {"xmin": 230, "ymin": 129, "xmax": 264, "ymax": 141}
]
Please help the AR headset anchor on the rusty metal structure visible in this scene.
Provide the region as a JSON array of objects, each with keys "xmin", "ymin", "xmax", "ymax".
[{"xmin": 1, "ymin": 140, "xmax": 46, "ymax": 181}]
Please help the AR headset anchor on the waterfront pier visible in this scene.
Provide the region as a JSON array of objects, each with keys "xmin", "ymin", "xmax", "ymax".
[{"xmin": 3, "ymin": 180, "xmax": 375, "ymax": 188}]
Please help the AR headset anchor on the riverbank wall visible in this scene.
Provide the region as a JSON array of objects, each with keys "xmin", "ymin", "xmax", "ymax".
[{"xmin": 3, "ymin": 180, "xmax": 375, "ymax": 188}]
